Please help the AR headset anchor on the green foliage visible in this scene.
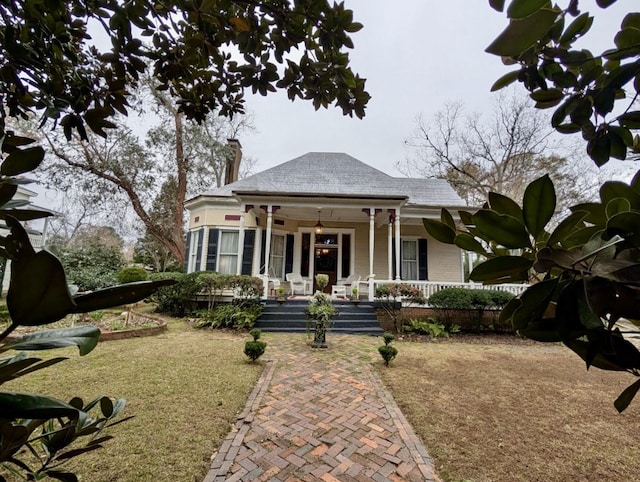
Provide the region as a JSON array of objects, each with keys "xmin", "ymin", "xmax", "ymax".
[
  {"xmin": 149, "ymin": 272, "xmax": 203, "ymax": 317},
  {"xmin": 428, "ymin": 288, "xmax": 514, "ymax": 310},
  {"xmin": 306, "ymin": 291, "xmax": 337, "ymax": 348},
  {"xmin": 375, "ymin": 284, "xmax": 427, "ymax": 333},
  {"xmin": 423, "ymin": 172, "xmax": 640, "ymax": 411},
  {"xmin": 315, "ymin": 274, "xmax": 329, "ymax": 291},
  {"xmin": 488, "ymin": 1, "xmax": 640, "ymax": 165},
  {"xmin": 117, "ymin": 266, "xmax": 149, "ymax": 284},
  {"xmin": 58, "ymin": 237, "xmax": 125, "ymax": 292},
  {"xmin": 0, "ymin": 328, "xmax": 129, "ymax": 478},
  {"xmin": 244, "ymin": 328, "xmax": 266, "ymax": 362},
  {"xmin": 378, "ymin": 333, "xmax": 398, "ymax": 367},
  {"xmin": 404, "ymin": 318, "xmax": 460, "ymax": 338},
  {"xmin": 194, "ymin": 302, "xmax": 262, "ymax": 330}
]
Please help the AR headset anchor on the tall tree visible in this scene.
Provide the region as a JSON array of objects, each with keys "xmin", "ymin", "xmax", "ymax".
[
  {"xmin": 42, "ymin": 92, "xmax": 255, "ymax": 265},
  {"xmin": 401, "ymin": 92, "xmax": 598, "ymax": 207}
]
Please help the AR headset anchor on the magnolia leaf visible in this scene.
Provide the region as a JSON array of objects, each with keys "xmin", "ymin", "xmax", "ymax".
[
  {"xmin": 523, "ymin": 174, "xmax": 556, "ymax": 240},
  {"xmin": 560, "ymin": 13, "xmax": 593, "ymax": 45},
  {"xmin": 440, "ymin": 208, "xmax": 456, "ymax": 230},
  {"xmin": 0, "ymin": 146, "xmax": 45, "ymax": 176},
  {"xmin": 564, "ymin": 338, "xmax": 627, "ymax": 372},
  {"xmin": 470, "ymin": 256, "xmax": 533, "ymax": 283},
  {"xmin": 0, "ymin": 183, "xmax": 18, "ymax": 206},
  {"xmin": 490, "ymin": 69, "xmax": 520, "ymax": 91},
  {"xmin": 569, "ymin": 202, "xmax": 606, "ymax": 225},
  {"xmin": 7, "ymin": 249, "xmax": 76, "ymax": 326},
  {"xmin": 2, "ymin": 326, "xmax": 100, "ymax": 356},
  {"xmin": 489, "ymin": 0, "xmax": 505, "ymax": 12},
  {"xmin": 488, "ymin": 192, "xmax": 523, "ymax": 221},
  {"xmin": 71, "ymin": 280, "xmax": 176, "ymax": 314},
  {"xmin": 422, "ymin": 218, "xmax": 456, "ymax": 244},
  {"xmin": 0, "ymin": 209, "xmax": 54, "ymax": 221},
  {"xmin": 548, "ymin": 210, "xmax": 587, "ymax": 247},
  {"xmin": 454, "ymin": 233, "xmax": 487, "ymax": 255},
  {"xmin": 507, "ymin": 0, "xmax": 552, "ymax": 20},
  {"xmin": 473, "ymin": 210, "xmax": 531, "ymax": 249},
  {"xmin": 512, "ymin": 278, "xmax": 558, "ymax": 331},
  {"xmin": 614, "ymin": 378, "xmax": 640, "ymax": 413},
  {"xmin": 0, "ymin": 392, "xmax": 79, "ymax": 419},
  {"xmin": 600, "ymin": 181, "xmax": 640, "ymax": 209},
  {"xmin": 486, "ymin": 7, "xmax": 560, "ymax": 57},
  {"xmin": 606, "ymin": 211, "xmax": 640, "ymax": 244}
]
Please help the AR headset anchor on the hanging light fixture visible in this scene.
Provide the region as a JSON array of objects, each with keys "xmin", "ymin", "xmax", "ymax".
[{"xmin": 314, "ymin": 210, "xmax": 324, "ymax": 235}]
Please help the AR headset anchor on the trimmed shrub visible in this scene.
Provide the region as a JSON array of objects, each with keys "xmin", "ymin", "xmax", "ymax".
[
  {"xmin": 117, "ymin": 266, "xmax": 149, "ymax": 284},
  {"xmin": 427, "ymin": 287, "xmax": 516, "ymax": 333},
  {"xmin": 194, "ymin": 302, "xmax": 262, "ymax": 330},
  {"xmin": 244, "ymin": 329, "xmax": 267, "ymax": 362},
  {"xmin": 378, "ymin": 333, "xmax": 397, "ymax": 367}
]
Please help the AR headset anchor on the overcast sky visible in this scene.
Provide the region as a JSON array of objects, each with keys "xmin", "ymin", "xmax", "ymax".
[{"xmin": 240, "ymin": 1, "xmax": 630, "ymax": 177}]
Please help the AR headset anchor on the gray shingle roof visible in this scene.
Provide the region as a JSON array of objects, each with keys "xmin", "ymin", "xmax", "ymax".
[{"xmin": 201, "ymin": 152, "xmax": 465, "ymax": 207}]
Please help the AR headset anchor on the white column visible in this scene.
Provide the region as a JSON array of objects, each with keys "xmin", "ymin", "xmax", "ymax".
[
  {"xmin": 253, "ymin": 227, "xmax": 262, "ymax": 276},
  {"xmin": 236, "ymin": 205, "xmax": 246, "ymax": 275},
  {"xmin": 387, "ymin": 221, "xmax": 393, "ymax": 280},
  {"xmin": 368, "ymin": 208, "xmax": 375, "ymax": 277},
  {"xmin": 263, "ymin": 206, "xmax": 273, "ymax": 298},
  {"xmin": 395, "ymin": 210, "xmax": 401, "ymax": 280}
]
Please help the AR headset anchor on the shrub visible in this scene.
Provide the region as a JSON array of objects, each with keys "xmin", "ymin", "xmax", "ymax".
[
  {"xmin": 149, "ymin": 272, "xmax": 203, "ymax": 317},
  {"xmin": 375, "ymin": 283, "xmax": 427, "ymax": 333},
  {"xmin": 428, "ymin": 288, "xmax": 514, "ymax": 310},
  {"xmin": 194, "ymin": 302, "xmax": 262, "ymax": 330},
  {"xmin": 378, "ymin": 333, "xmax": 398, "ymax": 366},
  {"xmin": 117, "ymin": 266, "xmax": 149, "ymax": 284},
  {"xmin": 404, "ymin": 318, "xmax": 460, "ymax": 338},
  {"xmin": 244, "ymin": 329, "xmax": 266, "ymax": 362},
  {"xmin": 427, "ymin": 288, "xmax": 516, "ymax": 333}
]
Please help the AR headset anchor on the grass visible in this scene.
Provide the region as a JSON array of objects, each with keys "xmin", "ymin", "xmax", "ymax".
[
  {"xmin": 376, "ymin": 338, "xmax": 640, "ymax": 482},
  {"xmin": 1, "ymin": 317, "xmax": 263, "ymax": 481}
]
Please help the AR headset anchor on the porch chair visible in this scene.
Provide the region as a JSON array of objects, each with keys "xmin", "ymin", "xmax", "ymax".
[
  {"xmin": 260, "ymin": 266, "xmax": 280, "ymax": 296},
  {"xmin": 331, "ymin": 274, "xmax": 361, "ymax": 299},
  {"xmin": 286, "ymin": 272, "xmax": 310, "ymax": 295}
]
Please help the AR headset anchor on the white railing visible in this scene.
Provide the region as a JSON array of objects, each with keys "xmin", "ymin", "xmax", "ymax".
[{"xmin": 368, "ymin": 279, "xmax": 528, "ymax": 302}]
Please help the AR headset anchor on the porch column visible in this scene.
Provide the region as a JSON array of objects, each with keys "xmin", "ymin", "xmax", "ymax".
[
  {"xmin": 263, "ymin": 206, "xmax": 273, "ymax": 298},
  {"xmin": 387, "ymin": 221, "xmax": 393, "ymax": 280},
  {"xmin": 236, "ymin": 204, "xmax": 246, "ymax": 275},
  {"xmin": 395, "ymin": 210, "xmax": 401, "ymax": 280},
  {"xmin": 368, "ymin": 208, "xmax": 375, "ymax": 277}
]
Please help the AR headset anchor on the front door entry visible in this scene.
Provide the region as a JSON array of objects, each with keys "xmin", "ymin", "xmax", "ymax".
[{"xmin": 314, "ymin": 247, "xmax": 338, "ymax": 292}]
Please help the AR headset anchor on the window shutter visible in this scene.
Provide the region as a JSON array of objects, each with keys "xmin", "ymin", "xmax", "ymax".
[
  {"xmin": 195, "ymin": 228, "xmax": 204, "ymax": 271},
  {"xmin": 183, "ymin": 231, "xmax": 191, "ymax": 273},
  {"xmin": 284, "ymin": 234, "xmax": 294, "ymax": 275},
  {"xmin": 241, "ymin": 230, "xmax": 255, "ymax": 275},
  {"xmin": 418, "ymin": 238, "xmax": 428, "ymax": 280},
  {"xmin": 206, "ymin": 228, "xmax": 219, "ymax": 271}
]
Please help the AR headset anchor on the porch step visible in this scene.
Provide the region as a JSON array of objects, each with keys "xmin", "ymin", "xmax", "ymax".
[{"xmin": 255, "ymin": 300, "xmax": 384, "ymax": 336}]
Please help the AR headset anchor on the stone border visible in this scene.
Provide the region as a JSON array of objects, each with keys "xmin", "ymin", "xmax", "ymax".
[{"xmin": 203, "ymin": 360, "xmax": 277, "ymax": 482}]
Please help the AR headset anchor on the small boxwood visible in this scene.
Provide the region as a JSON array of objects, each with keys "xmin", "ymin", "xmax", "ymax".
[{"xmin": 117, "ymin": 266, "xmax": 149, "ymax": 284}]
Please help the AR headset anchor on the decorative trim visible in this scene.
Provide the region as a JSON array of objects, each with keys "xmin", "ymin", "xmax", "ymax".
[
  {"xmin": 225, "ymin": 214, "xmax": 241, "ymax": 221},
  {"xmin": 274, "ymin": 219, "xmax": 285, "ymax": 226}
]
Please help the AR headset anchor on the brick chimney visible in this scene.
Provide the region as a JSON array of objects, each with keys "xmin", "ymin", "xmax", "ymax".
[{"xmin": 224, "ymin": 139, "xmax": 242, "ymax": 185}]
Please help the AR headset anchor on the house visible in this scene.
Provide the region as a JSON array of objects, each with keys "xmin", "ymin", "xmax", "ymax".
[
  {"xmin": 0, "ymin": 186, "xmax": 50, "ymax": 292},
  {"xmin": 185, "ymin": 146, "xmax": 471, "ymax": 300}
]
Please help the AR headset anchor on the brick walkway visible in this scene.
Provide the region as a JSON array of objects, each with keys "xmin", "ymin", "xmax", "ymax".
[{"xmin": 203, "ymin": 334, "xmax": 440, "ymax": 482}]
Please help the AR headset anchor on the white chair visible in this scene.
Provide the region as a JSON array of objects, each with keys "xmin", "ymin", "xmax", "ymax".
[
  {"xmin": 260, "ymin": 267, "xmax": 280, "ymax": 296},
  {"xmin": 286, "ymin": 273, "xmax": 310, "ymax": 295},
  {"xmin": 331, "ymin": 274, "xmax": 361, "ymax": 299}
]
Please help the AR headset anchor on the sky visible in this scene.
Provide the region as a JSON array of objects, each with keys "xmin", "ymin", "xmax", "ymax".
[
  {"xmin": 31, "ymin": 1, "xmax": 634, "ymax": 230},
  {"xmin": 238, "ymin": 1, "xmax": 631, "ymax": 177}
]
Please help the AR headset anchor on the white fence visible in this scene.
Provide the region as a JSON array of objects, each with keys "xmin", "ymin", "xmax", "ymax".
[{"xmin": 367, "ymin": 279, "xmax": 528, "ymax": 302}]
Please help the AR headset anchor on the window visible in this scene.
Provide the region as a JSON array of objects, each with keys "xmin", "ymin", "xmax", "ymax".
[
  {"xmin": 218, "ymin": 231, "xmax": 239, "ymax": 274},
  {"xmin": 188, "ymin": 229, "xmax": 202, "ymax": 273},
  {"xmin": 270, "ymin": 234, "xmax": 285, "ymax": 279},
  {"xmin": 402, "ymin": 239, "xmax": 418, "ymax": 280}
]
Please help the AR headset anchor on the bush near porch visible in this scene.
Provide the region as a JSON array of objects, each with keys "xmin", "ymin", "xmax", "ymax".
[{"xmin": 375, "ymin": 287, "xmax": 515, "ymax": 333}]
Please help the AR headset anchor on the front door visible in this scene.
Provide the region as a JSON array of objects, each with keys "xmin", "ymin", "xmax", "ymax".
[{"xmin": 314, "ymin": 246, "xmax": 338, "ymax": 292}]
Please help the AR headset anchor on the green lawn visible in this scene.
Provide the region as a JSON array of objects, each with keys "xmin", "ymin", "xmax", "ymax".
[{"xmin": 1, "ymin": 318, "xmax": 263, "ymax": 481}]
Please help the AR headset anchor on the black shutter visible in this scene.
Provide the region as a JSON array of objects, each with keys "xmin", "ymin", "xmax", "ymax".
[
  {"xmin": 241, "ymin": 230, "xmax": 255, "ymax": 275},
  {"xmin": 206, "ymin": 228, "xmax": 219, "ymax": 271},
  {"xmin": 341, "ymin": 234, "xmax": 350, "ymax": 277},
  {"xmin": 195, "ymin": 228, "xmax": 204, "ymax": 272},
  {"xmin": 183, "ymin": 231, "xmax": 191, "ymax": 273},
  {"xmin": 260, "ymin": 230, "xmax": 266, "ymax": 273},
  {"xmin": 284, "ymin": 234, "xmax": 294, "ymax": 275},
  {"xmin": 418, "ymin": 238, "xmax": 428, "ymax": 280}
]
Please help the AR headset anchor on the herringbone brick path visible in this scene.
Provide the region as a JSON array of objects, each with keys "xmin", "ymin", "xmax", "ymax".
[{"xmin": 203, "ymin": 334, "xmax": 440, "ymax": 482}]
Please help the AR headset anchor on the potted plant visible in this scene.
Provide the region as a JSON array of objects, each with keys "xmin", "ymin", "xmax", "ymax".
[
  {"xmin": 305, "ymin": 291, "xmax": 337, "ymax": 348},
  {"xmin": 276, "ymin": 285, "xmax": 287, "ymax": 304},
  {"xmin": 315, "ymin": 273, "xmax": 329, "ymax": 293},
  {"xmin": 351, "ymin": 287, "xmax": 360, "ymax": 304}
]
